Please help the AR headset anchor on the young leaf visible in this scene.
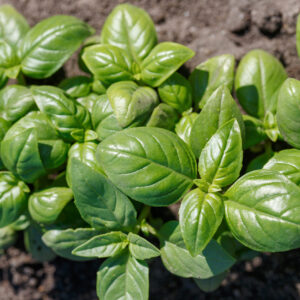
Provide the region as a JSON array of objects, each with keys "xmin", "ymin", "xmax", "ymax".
[
  {"xmin": 0, "ymin": 85, "xmax": 35, "ymax": 122},
  {"xmin": 101, "ymin": 3, "xmax": 157, "ymax": 63},
  {"xmin": 72, "ymin": 231, "xmax": 128, "ymax": 258},
  {"xmin": 179, "ymin": 189, "xmax": 224, "ymax": 256},
  {"xmin": 189, "ymin": 54, "xmax": 235, "ymax": 109},
  {"xmin": 76, "ymin": 93, "xmax": 99, "ymax": 113},
  {"xmin": 107, "ymin": 81, "xmax": 158, "ymax": 128},
  {"xmin": 159, "ymin": 221, "xmax": 235, "ymax": 279},
  {"xmin": 263, "ymin": 149, "xmax": 300, "ymax": 185},
  {"xmin": 146, "ymin": 103, "xmax": 179, "ymax": 131},
  {"xmin": 28, "ymin": 187, "xmax": 73, "ymax": 224},
  {"xmin": 59, "ymin": 76, "xmax": 92, "ymax": 98},
  {"xmin": 24, "ymin": 223, "xmax": 56, "ymax": 262},
  {"xmin": 175, "ymin": 110, "xmax": 198, "ymax": 145},
  {"xmin": 0, "ymin": 172, "xmax": 29, "ymax": 227},
  {"xmin": 128, "ymin": 232, "xmax": 160, "ymax": 260},
  {"xmin": 82, "ymin": 44, "xmax": 134, "ymax": 85},
  {"xmin": 225, "ymin": 170, "xmax": 300, "ymax": 252},
  {"xmin": 141, "ymin": 42, "xmax": 195, "ymax": 87},
  {"xmin": 277, "ymin": 78, "xmax": 300, "ymax": 148},
  {"xmin": 158, "ymin": 72, "xmax": 192, "ymax": 113},
  {"xmin": 235, "ymin": 49, "xmax": 287, "ymax": 119},
  {"xmin": 97, "ymin": 127, "xmax": 197, "ymax": 206},
  {"xmin": 199, "ymin": 119, "xmax": 243, "ymax": 188},
  {"xmin": 190, "ymin": 85, "xmax": 244, "ymax": 158},
  {"xmin": 69, "ymin": 158, "xmax": 137, "ymax": 230},
  {"xmin": 193, "ymin": 271, "xmax": 227, "ymax": 292},
  {"xmin": 97, "ymin": 251, "xmax": 149, "ymax": 300},
  {"xmin": 0, "ymin": 226, "xmax": 17, "ymax": 250},
  {"xmin": 0, "ymin": 117, "xmax": 11, "ymax": 170},
  {"xmin": 31, "ymin": 86, "xmax": 91, "ymax": 141},
  {"xmin": 42, "ymin": 228, "xmax": 101, "ymax": 261},
  {"xmin": 243, "ymin": 115, "xmax": 266, "ymax": 149},
  {"xmin": 19, "ymin": 15, "xmax": 94, "ymax": 78}
]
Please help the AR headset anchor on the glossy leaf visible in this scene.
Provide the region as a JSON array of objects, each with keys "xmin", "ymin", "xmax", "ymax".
[
  {"xmin": 19, "ymin": 15, "xmax": 94, "ymax": 78},
  {"xmin": 225, "ymin": 170, "xmax": 300, "ymax": 252},
  {"xmin": 31, "ymin": 86, "xmax": 91, "ymax": 141},
  {"xmin": 277, "ymin": 78, "xmax": 300, "ymax": 148},
  {"xmin": 24, "ymin": 223, "xmax": 56, "ymax": 262},
  {"xmin": 146, "ymin": 103, "xmax": 179, "ymax": 131},
  {"xmin": 1, "ymin": 112, "xmax": 69, "ymax": 182},
  {"xmin": 59, "ymin": 76, "xmax": 92, "ymax": 98},
  {"xmin": 243, "ymin": 115, "xmax": 266, "ymax": 149},
  {"xmin": 0, "ymin": 40, "xmax": 20, "ymax": 71},
  {"xmin": 158, "ymin": 72, "xmax": 192, "ymax": 113},
  {"xmin": 97, "ymin": 127, "xmax": 197, "ymax": 206},
  {"xmin": 0, "ymin": 172, "xmax": 29, "ymax": 227},
  {"xmin": 42, "ymin": 227, "xmax": 101, "ymax": 261},
  {"xmin": 82, "ymin": 44, "xmax": 134, "ymax": 85},
  {"xmin": 235, "ymin": 49, "xmax": 287, "ymax": 119},
  {"xmin": 0, "ymin": 85, "xmax": 35, "ymax": 122},
  {"xmin": 28, "ymin": 187, "xmax": 73, "ymax": 224},
  {"xmin": 159, "ymin": 221, "xmax": 235, "ymax": 279},
  {"xmin": 0, "ymin": 226, "xmax": 17, "ymax": 250},
  {"xmin": 97, "ymin": 251, "xmax": 149, "ymax": 300},
  {"xmin": 263, "ymin": 149, "xmax": 300, "ymax": 185},
  {"xmin": 69, "ymin": 158, "xmax": 137, "ymax": 230},
  {"xmin": 190, "ymin": 85, "xmax": 244, "ymax": 158},
  {"xmin": 179, "ymin": 189, "xmax": 224, "ymax": 256},
  {"xmin": 199, "ymin": 119, "xmax": 243, "ymax": 188},
  {"xmin": 189, "ymin": 54, "xmax": 235, "ymax": 109},
  {"xmin": 141, "ymin": 42, "xmax": 195, "ymax": 87},
  {"xmin": 101, "ymin": 3, "xmax": 157, "ymax": 63},
  {"xmin": 107, "ymin": 81, "xmax": 158, "ymax": 128},
  {"xmin": 76, "ymin": 93, "xmax": 100, "ymax": 113},
  {"xmin": 175, "ymin": 110, "xmax": 198, "ymax": 145},
  {"xmin": 72, "ymin": 231, "xmax": 128, "ymax": 258},
  {"xmin": 92, "ymin": 94, "xmax": 123, "ymax": 140},
  {"xmin": 0, "ymin": 117, "xmax": 10, "ymax": 169},
  {"xmin": 128, "ymin": 232, "xmax": 160, "ymax": 260}
]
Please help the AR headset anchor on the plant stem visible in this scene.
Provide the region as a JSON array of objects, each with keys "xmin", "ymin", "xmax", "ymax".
[
  {"xmin": 137, "ymin": 205, "xmax": 151, "ymax": 223},
  {"xmin": 17, "ymin": 72, "xmax": 26, "ymax": 86}
]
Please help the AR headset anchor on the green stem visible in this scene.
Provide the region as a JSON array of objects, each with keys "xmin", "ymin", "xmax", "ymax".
[
  {"xmin": 137, "ymin": 205, "xmax": 151, "ymax": 223},
  {"xmin": 264, "ymin": 139, "xmax": 273, "ymax": 155},
  {"xmin": 17, "ymin": 72, "xmax": 26, "ymax": 86}
]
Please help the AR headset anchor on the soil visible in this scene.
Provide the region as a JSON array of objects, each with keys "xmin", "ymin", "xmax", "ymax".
[{"xmin": 1, "ymin": 0, "xmax": 300, "ymax": 299}]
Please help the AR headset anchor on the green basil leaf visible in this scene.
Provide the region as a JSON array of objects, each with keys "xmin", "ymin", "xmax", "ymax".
[
  {"xmin": 28, "ymin": 187, "xmax": 73, "ymax": 224},
  {"xmin": 0, "ymin": 68, "xmax": 7, "ymax": 89},
  {"xmin": 128, "ymin": 232, "xmax": 160, "ymax": 260},
  {"xmin": 101, "ymin": 3, "xmax": 157, "ymax": 64},
  {"xmin": 159, "ymin": 221, "xmax": 235, "ymax": 279},
  {"xmin": 141, "ymin": 42, "xmax": 195, "ymax": 87},
  {"xmin": 76, "ymin": 93, "xmax": 100, "ymax": 113},
  {"xmin": 0, "ymin": 40, "xmax": 20, "ymax": 71},
  {"xmin": 189, "ymin": 54, "xmax": 235, "ymax": 109},
  {"xmin": 24, "ymin": 223, "xmax": 56, "ymax": 262},
  {"xmin": 246, "ymin": 151, "xmax": 273, "ymax": 172},
  {"xmin": 92, "ymin": 79, "xmax": 106, "ymax": 95},
  {"xmin": 10, "ymin": 213, "xmax": 30, "ymax": 231},
  {"xmin": 82, "ymin": 44, "xmax": 134, "ymax": 85},
  {"xmin": 179, "ymin": 189, "xmax": 224, "ymax": 256},
  {"xmin": 1, "ymin": 112, "xmax": 69, "ymax": 182},
  {"xmin": 73, "ymin": 231, "xmax": 128, "ymax": 258},
  {"xmin": 0, "ymin": 5, "xmax": 29, "ymax": 47},
  {"xmin": 225, "ymin": 169, "xmax": 300, "ymax": 252},
  {"xmin": 277, "ymin": 78, "xmax": 300, "ymax": 148},
  {"xmin": 243, "ymin": 115, "xmax": 266, "ymax": 149},
  {"xmin": 97, "ymin": 127, "xmax": 197, "ymax": 206},
  {"xmin": 199, "ymin": 119, "xmax": 243, "ymax": 188},
  {"xmin": 42, "ymin": 227, "xmax": 101, "ymax": 261},
  {"xmin": 107, "ymin": 81, "xmax": 158, "ymax": 128},
  {"xmin": 0, "ymin": 117, "xmax": 10, "ymax": 169},
  {"xmin": 92, "ymin": 94, "xmax": 123, "ymax": 140},
  {"xmin": 97, "ymin": 251, "xmax": 149, "ymax": 300},
  {"xmin": 69, "ymin": 158, "xmax": 137, "ymax": 230},
  {"xmin": 193, "ymin": 271, "xmax": 227, "ymax": 292},
  {"xmin": 0, "ymin": 85, "xmax": 35, "ymax": 122},
  {"xmin": 31, "ymin": 85, "xmax": 91, "ymax": 141},
  {"xmin": 190, "ymin": 85, "xmax": 244, "ymax": 158},
  {"xmin": 0, "ymin": 172, "xmax": 29, "ymax": 227},
  {"xmin": 146, "ymin": 103, "xmax": 179, "ymax": 131},
  {"xmin": 263, "ymin": 149, "xmax": 300, "ymax": 185},
  {"xmin": 0, "ymin": 226, "xmax": 17, "ymax": 250},
  {"xmin": 158, "ymin": 72, "xmax": 192, "ymax": 113},
  {"xmin": 175, "ymin": 110, "xmax": 198, "ymax": 145},
  {"xmin": 59, "ymin": 76, "xmax": 92, "ymax": 98},
  {"xmin": 19, "ymin": 15, "xmax": 94, "ymax": 78},
  {"xmin": 235, "ymin": 49, "xmax": 287, "ymax": 119}
]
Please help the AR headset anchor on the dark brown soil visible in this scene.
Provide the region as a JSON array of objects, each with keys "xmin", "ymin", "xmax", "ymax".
[{"xmin": 1, "ymin": 0, "xmax": 300, "ymax": 299}]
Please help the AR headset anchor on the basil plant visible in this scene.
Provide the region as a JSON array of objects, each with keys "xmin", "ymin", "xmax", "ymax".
[{"xmin": 0, "ymin": 3, "xmax": 300, "ymax": 299}]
